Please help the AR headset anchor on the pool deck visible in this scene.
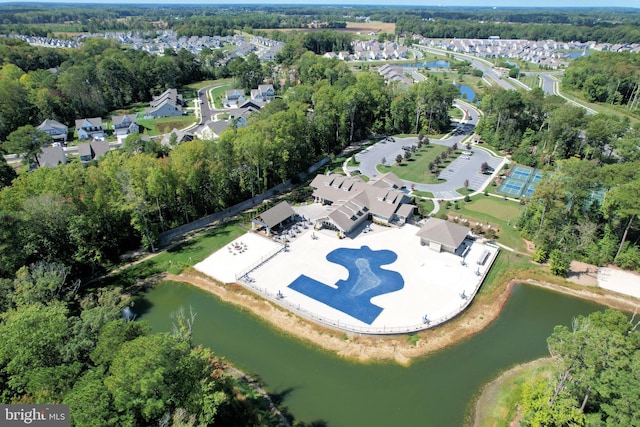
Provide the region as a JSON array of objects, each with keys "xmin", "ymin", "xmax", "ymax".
[{"xmin": 195, "ymin": 205, "xmax": 499, "ymax": 334}]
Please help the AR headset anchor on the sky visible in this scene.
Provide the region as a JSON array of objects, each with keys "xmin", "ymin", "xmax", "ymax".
[{"xmin": 3, "ymin": 0, "xmax": 639, "ymax": 7}]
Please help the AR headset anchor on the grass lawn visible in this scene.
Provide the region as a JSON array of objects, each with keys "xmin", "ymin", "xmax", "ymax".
[
  {"xmin": 137, "ymin": 114, "xmax": 196, "ymax": 136},
  {"xmin": 412, "ymin": 190, "xmax": 434, "ymax": 198},
  {"xmin": 447, "ymin": 196, "xmax": 527, "ymax": 252},
  {"xmin": 473, "ymin": 358, "xmax": 556, "ymax": 427},
  {"xmin": 211, "ymin": 83, "xmax": 233, "ymax": 109},
  {"xmin": 415, "ymin": 198, "xmax": 435, "ymax": 215},
  {"xmin": 480, "ymin": 250, "xmax": 534, "ymax": 296},
  {"xmin": 98, "ymin": 219, "xmax": 249, "ymax": 290},
  {"xmin": 519, "ymin": 74, "xmax": 541, "ymax": 89},
  {"xmin": 378, "ymin": 144, "xmax": 456, "ymax": 183}
]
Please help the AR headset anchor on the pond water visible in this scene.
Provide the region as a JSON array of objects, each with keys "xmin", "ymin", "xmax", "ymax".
[
  {"xmin": 458, "ymin": 84, "xmax": 476, "ymax": 102},
  {"xmin": 139, "ymin": 282, "xmax": 603, "ymax": 426},
  {"xmin": 400, "ymin": 60, "xmax": 451, "ymax": 68}
]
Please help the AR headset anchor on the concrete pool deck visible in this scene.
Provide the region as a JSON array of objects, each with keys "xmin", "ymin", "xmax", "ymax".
[{"xmin": 195, "ymin": 206, "xmax": 499, "ymax": 334}]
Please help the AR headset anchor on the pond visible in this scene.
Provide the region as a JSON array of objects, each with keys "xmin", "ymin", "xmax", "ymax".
[
  {"xmin": 139, "ymin": 282, "xmax": 603, "ymax": 426},
  {"xmin": 457, "ymin": 84, "xmax": 476, "ymax": 102},
  {"xmin": 400, "ymin": 60, "xmax": 451, "ymax": 68}
]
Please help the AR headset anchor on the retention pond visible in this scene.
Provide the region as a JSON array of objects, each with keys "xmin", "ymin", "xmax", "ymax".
[{"xmin": 140, "ymin": 281, "xmax": 603, "ymax": 426}]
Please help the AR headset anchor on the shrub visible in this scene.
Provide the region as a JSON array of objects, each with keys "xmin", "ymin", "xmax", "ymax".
[
  {"xmin": 464, "ymin": 194, "xmax": 471, "ymax": 202},
  {"xmin": 533, "ymin": 248, "xmax": 548, "ymax": 263}
]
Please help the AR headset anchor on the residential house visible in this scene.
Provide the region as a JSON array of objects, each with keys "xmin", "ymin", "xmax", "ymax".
[
  {"xmin": 37, "ymin": 119, "xmax": 68, "ymax": 144},
  {"xmin": 309, "ymin": 172, "xmax": 414, "ymax": 235},
  {"xmin": 37, "ymin": 146, "xmax": 67, "ymax": 168},
  {"xmin": 224, "ymin": 89, "xmax": 245, "ymax": 107},
  {"xmin": 111, "ymin": 114, "xmax": 139, "ymax": 137},
  {"xmin": 161, "ymin": 128, "xmax": 193, "ymax": 146},
  {"xmin": 144, "ymin": 88, "xmax": 183, "ymax": 119},
  {"xmin": 75, "ymin": 117, "xmax": 105, "ymax": 140},
  {"xmin": 196, "ymin": 120, "xmax": 233, "ymax": 140},
  {"xmin": 250, "ymin": 84, "xmax": 275, "ymax": 103},
  {"xmin": 78, "ymin": 140, "xmax": 111, "ymax": 163}
]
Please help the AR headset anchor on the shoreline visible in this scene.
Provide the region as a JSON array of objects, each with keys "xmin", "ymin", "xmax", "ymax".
[{"xmin": 163, "ymin": 269, "xmax": 640, "ymax": 365}]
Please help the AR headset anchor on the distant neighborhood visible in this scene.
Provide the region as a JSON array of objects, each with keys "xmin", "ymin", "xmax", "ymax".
[{"xmin": 27, "ymin": 83, "xmax": 278, "ymax": 168}]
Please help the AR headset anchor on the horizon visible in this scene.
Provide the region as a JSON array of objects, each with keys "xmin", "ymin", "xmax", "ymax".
[{"xmin": 1, "ymin": 0, "xmax": 639, "ymax": 8}]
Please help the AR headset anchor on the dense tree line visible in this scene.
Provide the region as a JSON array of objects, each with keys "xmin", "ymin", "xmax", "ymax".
[
  {"xmin": 397, "ymin": 18, "xmax": 640, "ymax": 44},
  {"xmin": 517, "ymin": 159, "xmax": 640, "ymax": 273},
  {"xmin": 563, "ymin": 51, "xmax": 640, "ymax": 110},
  {"xmin": 475, "ymin": 85, "xmax": 640, "ymax": 272},
  {"xmin": 0, "ymin": 37, "xmax": 222, "ymax": 141},
  {"xmin": 476, "ymin": 87, "xmax": 637, "ymax": 166},
  {"xmin": 0, "ymin": 262, "xmax": 282, "ymax": 425},
  {"xmin": 518, "ymin": 309, "xmax": 640, "ymax": 426},
  {"xmin": 0, "ymin": 49, "xmax": 455, "ymax": 280},
  {"xmin": 2, "ymin": 4, "xmax": 639, "ymax": 44}
]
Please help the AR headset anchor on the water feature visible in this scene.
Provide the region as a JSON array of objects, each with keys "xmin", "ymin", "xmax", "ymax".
[
  {"xmin": 457, "ymin": 84, "xmax": 476, "ymax": 102},
  {"xmin": 567, "ymin": 50, "xmax": 592, "ymax": 59},
  {"xmin": 399, "ymin": 60, "xmax": 451, "ymax": 68},
  {"xmin": 140, "ymin": 282, "xmax": 604, "ymax": 426}
]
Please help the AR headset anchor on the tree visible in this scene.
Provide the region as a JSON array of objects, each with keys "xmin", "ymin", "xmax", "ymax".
[
  {"xmin": 396, "ymin": 154, "xmax": 403, "ymax": 164},
  {"xmin": 0, "ymin": 155, "xmax": 16, "ymax": 189},
  {"xmin": 3, "ymin": 124, "xmax": 51, "ymax": 167},
  {"xmin": 104, "ymin": 333, "xmax": 219, "ymax": 425},
  {"xmin": 0, "ymin": 302, "xmax": 77, "ymax": 398},
  {"xmin": 548, "ymin": 249, "xmax": 569, "ymax": 277},
  {"xmin": 11, "ymin": 261, "xmax": 79, "ymax": 307}
]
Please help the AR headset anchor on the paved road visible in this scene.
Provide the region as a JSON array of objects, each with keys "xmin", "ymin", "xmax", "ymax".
[{"xmin": 354, "ymin": 108, "xmax": 504, "ymax": 200}]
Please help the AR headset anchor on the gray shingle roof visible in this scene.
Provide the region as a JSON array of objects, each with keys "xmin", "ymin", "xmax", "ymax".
[{"xmin": 416, "ymin": 218, "xmax": 470, "ymax": 249}]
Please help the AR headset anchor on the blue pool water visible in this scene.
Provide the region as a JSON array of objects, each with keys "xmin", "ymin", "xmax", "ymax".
[{"xmin": 288, "ymin": 246, "xmax": 404, "ymax": 324}]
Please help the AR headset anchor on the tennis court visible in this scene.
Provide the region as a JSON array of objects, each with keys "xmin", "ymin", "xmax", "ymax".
[{"xmin": 498, "ymin": 165, "xmax": 541, "ymax": 198}]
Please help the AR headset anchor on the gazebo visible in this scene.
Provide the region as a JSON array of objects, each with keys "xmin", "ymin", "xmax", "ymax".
[{"xmin": 251, "ymin": 201, "xmax": 296, "ymax": 236}]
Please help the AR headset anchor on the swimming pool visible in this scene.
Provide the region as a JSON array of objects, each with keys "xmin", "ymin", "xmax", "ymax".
[{"xmin": 288, "ymin": 245, "xmax": 404, "ymax": 324}]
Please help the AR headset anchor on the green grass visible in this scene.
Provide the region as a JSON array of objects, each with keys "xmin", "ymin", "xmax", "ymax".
[
  {"xmin": 416, "ymin": 198, "xmax": 435, "ymax": 215},
  {"xmin": 480, "ymin": 250, "xmax": 533, "ymax": 295},
  {"xmin": 450, "ymin": 196, "xmax": 526, "ymax": 252},
  {"xmin": 98, "ymin": 220, "xmax": 248, "ymax": 290},
  {"xmin": 473, "ymin": 359, "xmax": 556, "ymax": 427},
  {"xmin": 559, "ymin": 84, "xmax": 639, "ymax": 123},
  {"xmin": 378, "ymin": 144, "xmax": 454, "ymax": 183},
  {"xmin": 137, "ymin": 114, "xmax": 196, "ymax": 136},
  {"xmin": 211, "ymin": 83, "xmax": 233, "ymax": 109},
  {"xmin": 412, "ymin": 190, "xmax": 434, "ymax": 198},
  {"xmin": 519, "ymin": 74, "xmax": 541, "ymax": 89}
]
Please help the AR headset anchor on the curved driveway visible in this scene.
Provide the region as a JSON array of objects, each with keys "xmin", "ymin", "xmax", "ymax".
[{"xmin": 354, "ymin": 106, "xmax": 505, "ymax": 200}]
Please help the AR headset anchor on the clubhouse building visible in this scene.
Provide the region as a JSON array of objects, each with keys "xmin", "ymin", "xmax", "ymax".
[{"xmin": 309, "ymin": 172, "xmax": 416, "ymax": 234}]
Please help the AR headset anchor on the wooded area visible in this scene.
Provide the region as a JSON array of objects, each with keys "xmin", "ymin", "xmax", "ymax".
[
  {"xmin": 518, "ymin": 310, "xmax": 640, "ymax": 426},
  {"xmin": 1, "ymin": 5, "xmax": 640, "ymax": 424}
]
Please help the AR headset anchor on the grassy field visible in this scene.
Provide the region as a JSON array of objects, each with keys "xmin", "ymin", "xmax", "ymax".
[
  {"xmin": 445, "ymin": 196, "xmax": 527, "ymax": 252},
  {"xmin": 519, "ymin": 74, "xmax": 541, "ymax": 89},
  {"xmin": 378, "ymin": 143, "xmax": 456, "ymax": 183},
  {"xmin": 137, "ymin": 114, "xmax": 196, "ymax": 136},
  {"xmin": 99, "ymin": 219, "xmax": 249, "ymax": 290}
]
